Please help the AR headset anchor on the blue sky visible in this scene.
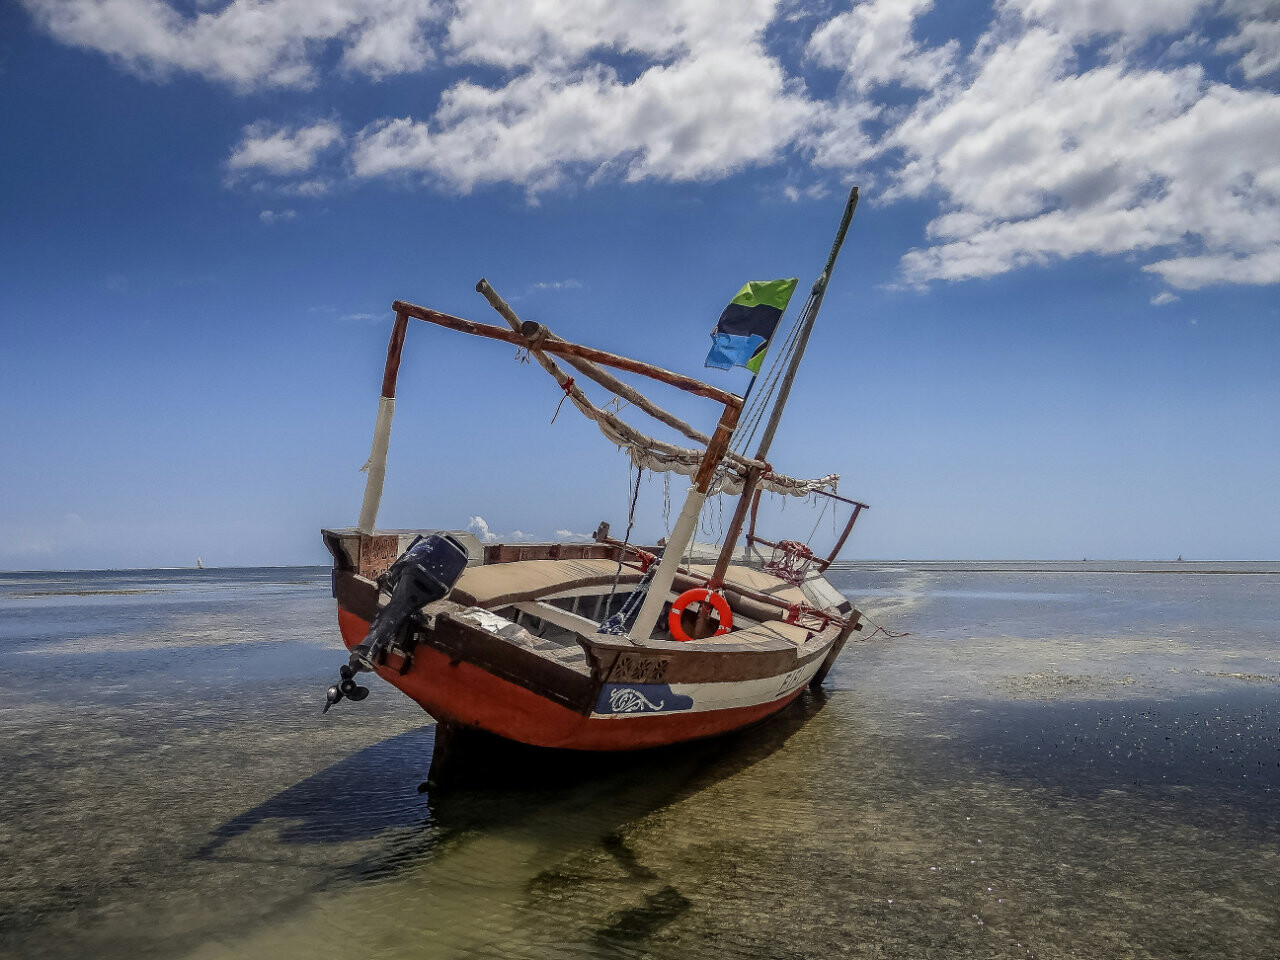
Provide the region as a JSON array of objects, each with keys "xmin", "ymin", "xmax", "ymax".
[{"xmin": 2, "ymin": 0, "xmax": 1278, "ymax": 569}]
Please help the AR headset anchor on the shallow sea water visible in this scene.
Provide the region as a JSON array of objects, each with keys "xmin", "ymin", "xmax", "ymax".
[{"xmin": 1, "ymin": 563, "xmax": 1277, "ymax": 959}]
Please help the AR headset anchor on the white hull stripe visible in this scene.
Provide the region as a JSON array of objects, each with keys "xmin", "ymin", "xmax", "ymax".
[{"xmin": 592, "ymin": 658, "xmax": 824, "ymax": 718}]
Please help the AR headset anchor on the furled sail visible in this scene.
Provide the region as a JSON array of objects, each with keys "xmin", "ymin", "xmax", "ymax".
[{"xmin": 593, "ymin": 413, "xmax": 838, "ymax": 498}]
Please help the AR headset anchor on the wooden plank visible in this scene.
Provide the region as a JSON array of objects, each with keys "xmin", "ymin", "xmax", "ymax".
[
  {"xmin": 334, "ymin": 570, "xmax": 380, "ymax": 621},
  {"xmin": 483, "ymin": 543, "xmax": 619, "ymax": 564},
  {"xmin": 358, "ymin": 534, "xmax": 401, "ymax": 580}
]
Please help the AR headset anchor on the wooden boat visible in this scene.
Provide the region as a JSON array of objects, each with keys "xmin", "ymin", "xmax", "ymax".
[{"xmin": 321, "ymin": 188, "xmax": 869, "ymax": 780}]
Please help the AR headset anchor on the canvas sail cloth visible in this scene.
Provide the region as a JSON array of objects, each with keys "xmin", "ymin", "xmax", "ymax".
[
  {"xmin": 553, "ymin": 372, "xmax": 838, "ymax": 498},
  {"xmin": 705, "ymin": 278, "xmax": 798, "ymax": 373},
  {"xmin": 596, "ymin": 411, "xmax": 839, "ymax": 497}
]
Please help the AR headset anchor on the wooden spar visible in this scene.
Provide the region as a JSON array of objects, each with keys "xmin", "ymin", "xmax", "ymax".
[
  {"xmin": 696, "ymin": 186, "xmax": 860, "ymax": 633},
  {"xmin": 699, "ymin": 462, "xmax": 764, "ymax": 594},
  {"xmin": 822, "ymin": 501, "xmax": 865, "ymax": 568},
  {"xmin": 504, "ymin": 314, "xmax": 767, "ymax": 477},
  {"xmin": 747, "ymin": 486, "xmax": 764, "ymax": 557},
  {"xmin": 392, "ymin": 296, "xmax": 839, "ymax": 491},
  {"xmin": 476, "ymin": 279, "xmax": 712, "ymax": 446},
  {"xmin": 407, "ymin": 292, "xmax": 749, "ymax": 471},
  {"xmin": 357, "ymin": 309, "xmax": 410, "ymax": 534},
  {"xmin": 628, "ymin": 399, "xmax": 742, "ymax": 642},
  {"xmin": 392, "ymin": 300, "xmax": 739, "ymax": 408}
]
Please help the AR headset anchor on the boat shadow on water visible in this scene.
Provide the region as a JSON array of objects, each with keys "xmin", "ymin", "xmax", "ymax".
[{"xmin": 197, "ymin": 689, "xmax": 832, "ymax": 889}]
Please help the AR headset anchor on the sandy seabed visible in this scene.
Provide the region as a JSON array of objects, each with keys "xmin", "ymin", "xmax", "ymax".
[{"xmin": 1, "ymin": 563, "xmax": 1277, "ymax": 960}]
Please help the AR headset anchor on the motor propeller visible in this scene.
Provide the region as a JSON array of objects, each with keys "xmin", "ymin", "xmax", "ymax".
[{"xmin": 322, "ymin": 664, "xmax": 370, "ymax": 713}]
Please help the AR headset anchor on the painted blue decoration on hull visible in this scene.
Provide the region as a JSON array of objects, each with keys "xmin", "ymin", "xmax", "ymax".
[{"xmin": 596, "ymin": 683, "xmax": 694, "ymax": 714}]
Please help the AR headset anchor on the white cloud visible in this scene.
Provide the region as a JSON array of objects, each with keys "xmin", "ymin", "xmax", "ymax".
[
  {"xmin": 22, "ymin": 0, "xmax": 1280, "ymax": 292},
  {"xmin": 20, "ymin": 0, "xmax": 445, "ymax": 89},
  {"xmin": 259, "ymin": 208, "xmax": 297, "ymax": 224},
  {"xmin": 280, "ymin": 178, "xmax": 333, "ymax": 197},
  {"xmin": 1218, "ymin": 6, "xmax": 1280, "ymax": 81},
  {"xmin": 467, "ymin": 516, "xmax": 544, "ymax": 542},
  {"xmin": 1150, "ymin": 291, "xmax": 1179, "ymax": 305},
  {"xmin": 340, "ymin": 1, "xmax": 443, "ymax": 78},
  {"xmin": 807, "ymin": 0, "xmax": 957, "ymax": 92},
  {"xmin": 446, "ymin": 0, "xmax": 773, "ymax": 69},
  {"xmin": 467, "ymin": 515, "xmax": 498, "ymax": 543},
  {"xmin": 1144, "ymin": 249, "xmax": 1280, "ymax": 290},
  {"xmin": 999, "ymin": 0, "xmax": 1206, "ymax": 43},
  {"xmin": 875, "ymin": 21, "xmax": 1280, "ymax": 288},
  {"xmin": 352, "ymin": 40, "xmax": 811, "ymax": 194},
  {"xmin": 229, "ymin": 121, "xmax": 342, "ymax": 175},
  {"xmin": 532, "ymin": 279, "xmax": 583, "ymax": 291}
]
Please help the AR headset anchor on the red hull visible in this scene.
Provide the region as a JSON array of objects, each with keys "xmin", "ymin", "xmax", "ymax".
[{"xmin": 338, "ymin": 608, "xmax": 807, "ymax": 751}]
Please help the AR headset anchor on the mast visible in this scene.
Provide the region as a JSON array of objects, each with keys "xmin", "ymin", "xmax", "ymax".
[
  {"xmin": 626, "ymin": 399, "xmax": 742, "ymax": 642},
  {"xmin": 635, "ymin": 187, "xmax": 859, "ymax": 641},
  {"xmin": 697, "ymin": 186, "xmax": 860, "ymax": 624},
  {"xmin": 756, "ymin": 185, "xmax": 858, "ymax": 464}
]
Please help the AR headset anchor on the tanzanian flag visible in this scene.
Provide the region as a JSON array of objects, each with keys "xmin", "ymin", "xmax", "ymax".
[{"xmin": 705, "ymin": 278, "xmax": 798, "ymax": 374}]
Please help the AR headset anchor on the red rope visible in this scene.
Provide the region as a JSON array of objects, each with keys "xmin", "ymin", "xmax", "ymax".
[{"xmin": 550, "ymin": 377, "xmax": 576, "ymax": 424}]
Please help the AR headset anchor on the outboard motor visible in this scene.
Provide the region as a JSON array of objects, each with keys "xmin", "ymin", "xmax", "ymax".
[{"xmin": 323, "ymin": 533, "xmax": 470, "ymax": 713}]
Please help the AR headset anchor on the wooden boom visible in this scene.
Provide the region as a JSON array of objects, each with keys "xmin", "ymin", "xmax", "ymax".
[
  {"xmin": 476, "ymin": 279, "xmax": 713, "ymax": 447},
  {"xmin": 392, "ymin": 300, "xmax": 741, "ymax": 409}
]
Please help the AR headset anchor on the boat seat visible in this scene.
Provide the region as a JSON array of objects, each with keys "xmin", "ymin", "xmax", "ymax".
[{"xmin": 451, "ymin": 559, "xmax": 642, "ymax": 609}]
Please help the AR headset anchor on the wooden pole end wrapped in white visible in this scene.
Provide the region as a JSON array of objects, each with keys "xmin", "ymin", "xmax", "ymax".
[{"xmin": 357, "ymin": 396, "xmax": 395, "ymax": 534}]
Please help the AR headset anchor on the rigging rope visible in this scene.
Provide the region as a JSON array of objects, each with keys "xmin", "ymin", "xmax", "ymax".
[
  {"xmin": 805, "ymin": 491, "xmax": 833, "ymax": 546},
  {"xmin": 597, "ymin": 465, "xmax": 671, "ymax": 636},
  {"xmin": 550, "ymin": 376, "xmax": 576, "ymax": 424},
  {"xmin": 730, "ymin": 289, "xmax": 815, "ymax": 462},
  {"xmin": 690, "ymin": 285, "xmax": 820, "ymax": 547},
  {"xmin": 598, "ymin": 463, "xmax": 643, "ymax": 632}
]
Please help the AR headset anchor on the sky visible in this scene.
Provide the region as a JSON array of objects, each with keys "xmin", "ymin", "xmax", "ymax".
[{"xmin": 1, "ymin": 0, "xmax": 1278, "ymax": 569}]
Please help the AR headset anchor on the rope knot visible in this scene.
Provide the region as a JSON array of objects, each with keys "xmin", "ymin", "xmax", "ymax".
[{"xmin": 551, "ymin": 377, "xmax": 576, "ymax": 424}]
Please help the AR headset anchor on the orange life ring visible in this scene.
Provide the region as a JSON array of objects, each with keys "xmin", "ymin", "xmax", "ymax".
[{"xmin": 668, "ymin": 588, "xmax": 733, "ymax": 641}]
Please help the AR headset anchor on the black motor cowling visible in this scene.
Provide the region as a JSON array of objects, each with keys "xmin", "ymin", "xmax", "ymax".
[
  {"xmin": 324, "ymin": 533, "xmax": 470, "ymax": 714},
  {"xmin": 351, "ymin": 532, "xmax": 470, "ymax": 671}
]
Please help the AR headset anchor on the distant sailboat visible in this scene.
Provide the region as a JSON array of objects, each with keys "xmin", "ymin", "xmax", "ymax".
[{"xmin": 196, "ymin": 557, "xmax": 204, "ymax": 569}]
